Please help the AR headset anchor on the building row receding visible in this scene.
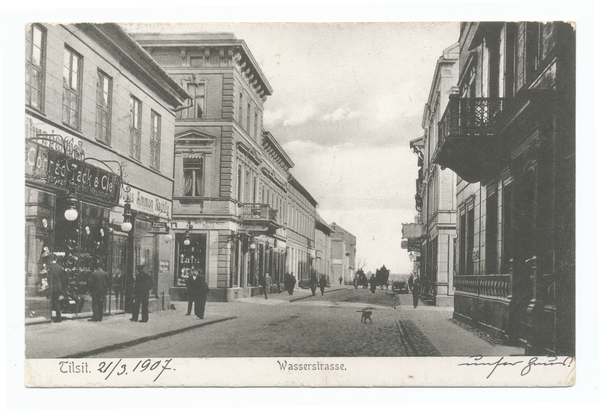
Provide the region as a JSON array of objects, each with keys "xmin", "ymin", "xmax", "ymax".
[
  {"xmin": 24, "ymin": 23, "xmax": 356, "ymax": 321},
  {"xmin": 402, "ymin": 22, "xmax": 575, "ymax": 356}
]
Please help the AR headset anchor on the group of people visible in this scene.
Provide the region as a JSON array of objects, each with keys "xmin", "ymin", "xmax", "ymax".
[{"xmin": 309, "ymin": 274, "xmax": 329, "ymax": 297}]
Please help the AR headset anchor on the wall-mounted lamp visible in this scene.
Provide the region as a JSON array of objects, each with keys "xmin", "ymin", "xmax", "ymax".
[
  {"xmin": 249, "ymin": 242, "xmax": 256, "ymax": 250},
  {"xmin": 121, "ymin": 197, "xmax": 133, "ymax": 232},
  {"xmin": 184, "ymin": 220, "xmax": 193, "ymax": 246},
  {"xmin": 64, "ymin": 191, "xmax": 79, "ymax": 221}
]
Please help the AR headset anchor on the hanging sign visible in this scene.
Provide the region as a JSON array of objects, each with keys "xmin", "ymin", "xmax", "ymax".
[{"xmin": 149, "ymin": 222, "xmax": 170, "ymax": 234}]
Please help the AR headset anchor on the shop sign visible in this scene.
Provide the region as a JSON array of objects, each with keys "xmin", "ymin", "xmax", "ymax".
[
  {"xmin": 26, "ymin": 141, "xmax": 120, "ymax": 205},
  {"xmin": 150, "ymin": 222, "xmax": 169, "ymax": 234},
  {"xmin": 25, "ymin": 115, "xmax": 85, "ymax": 161},
  {"xmin": 119, "ymin": 187, "xmax": 171, "ymax": 218},
  {"xmin": 402, "ymin": 223, "xmax": 424, "ymax": 239}
]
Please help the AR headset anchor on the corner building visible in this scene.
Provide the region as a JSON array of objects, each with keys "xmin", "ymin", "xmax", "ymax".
[
  {"xmin": 133, "ymin": 32, "xmax": 319, "ymax": 300},
  {"xmin": 25, "ymin": 23, "xmax": 188, "ymax": 320},
  {"xmin": 433, "ymin": 22, "xmax": 575, "ymax": 355}
]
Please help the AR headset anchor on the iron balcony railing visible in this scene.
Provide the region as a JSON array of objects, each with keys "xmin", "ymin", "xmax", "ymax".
[
  {"xmin": 241, "ymin": 203, "xmax": 278, "ymax": 222},
  {"xmin": 454, "ymin": 274, "xmax": 511, "ymax": 299},
  {"xmin": 438, "ymin": 95, "xmax": 505, "ymax": 148}
]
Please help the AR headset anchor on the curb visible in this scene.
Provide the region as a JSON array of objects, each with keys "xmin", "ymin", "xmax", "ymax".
[
  {"xmin": 62, "ymin": 316, "xmax": 237, "ymax": 359},
  {"xmin": 25, "ymin": 310, "xmax": 126, "ymax": 326}
]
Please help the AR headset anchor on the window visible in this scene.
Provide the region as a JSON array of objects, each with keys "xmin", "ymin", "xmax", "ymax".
[
  {"xmin": 254, "ymin": 111, "xmax": 259, "ymax": 139},
  {"xmin": 95, "ymin": 71, "xmax": 112, "ymax": 144},
  {"xmin": 190, "ymin": 83, "xmax": 205, "ymax": 118},
  {"xmin": 486, "ymin": 190, "xmax": 498, "ymax": 274},
  {"xmin": 501, "ymin": 182, "xmax": 514, "ymax": 273},
  {"xmin": 62, "ymin": 47, "xmax": 82, "ymax": 129},
  {"xmin": 237, "ymin": 164, "xmax": 243, "ymax": 201},
  {"xmin": 238, "ymin": 92, "xmax": 243, "ymax": 123},
  {"xmin": 466, "ymin": 208, "xmax": 475, "ymax": 275},
  {"xmin": 246, "ymin": 102, "xmax": 251, "ymax": 131},
  {"xmin": 26, "ymin": 24, "xmax": 45, "ymax": 110},
  {"xmin": 129, "ymin": 95, "xmax": 142, "ymax": 160},
  {"xmin": 183, "ymin": 158, "xmax": 204, "ymax": 197},
  {"xmin": 150, "ymin": 111, "xmax": 161, "ymax": 170}
]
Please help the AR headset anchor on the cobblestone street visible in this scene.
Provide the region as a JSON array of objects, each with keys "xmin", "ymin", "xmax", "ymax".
[{"xmin": 73, "ymin": 287, "xmax": 521, "ymax": 359}]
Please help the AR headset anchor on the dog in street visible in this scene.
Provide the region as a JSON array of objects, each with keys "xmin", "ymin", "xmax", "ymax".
[{"xmin": 358, "ymin": 309, "xmax": 373, "ymax": 323}]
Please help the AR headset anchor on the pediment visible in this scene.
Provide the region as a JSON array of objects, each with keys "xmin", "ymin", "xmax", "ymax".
[{"xmin": 175, "ymin": 129, "xmax": 216, "ymax": 146}]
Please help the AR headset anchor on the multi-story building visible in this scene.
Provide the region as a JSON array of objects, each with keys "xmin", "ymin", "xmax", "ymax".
[
  {"xmin": 314, "ymin": 213, "xmax": 333, "ymax": 284},
  {"xmin": 25, "ymin": 23, "xmax": 189, "ymax": 320},
  {"xmin": 132, "ymin": 31, "xmax": 320, "ymax": 300},
  {"xmin": 432, "ymin": 22, "xmax": 575, "ymax": 355},
  {"xmin": 330, "ymin": 222, "xmax": 356, "ymax": 284},
  {"xmin": 411, "ymin": 43, "xmax": 459, "ymax": 307},
  {"xmin": 286, "ymin": 175, "xmax": 318, "ymax": 285}
]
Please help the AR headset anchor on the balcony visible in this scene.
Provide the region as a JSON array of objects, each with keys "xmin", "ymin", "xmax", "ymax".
[
  {"xmin": 433, "ymin": 95, "xmax": 505, "ymax": 183},
  {"xmin": 240, "ymin": 204, "xmax": 279, "ymax": 235},
  {"xmin": 455, "ymin": 274, "xmax": 511, "ymax": 299}
]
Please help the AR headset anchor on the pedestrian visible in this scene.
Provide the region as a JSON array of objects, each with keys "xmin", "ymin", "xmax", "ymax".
[
  {"xmin": 131, "ymin": 265, "xmax": 153, "ymax": 323},
  {"xmin": 353, "ymin": 274, "xmax": 358, "ymax": 289},
  {"xmin": 310, "ymin": 273, "xmax": 318, "ymax": 296},
  {"xmin": 87, "ymin": 262, "xmax": 109, "ymax": 322},
  {"xmin": 47, "ymin": 254, "xmax": 65, "ymax": 323},
  {"xmin": 186, "ymin": 267, "xmax": 201, "ymax": 315},
  {"xmin": 338, "ymin": 276, "xmax": 343, "ymax": 285},
  {"xmin": 195, "ymin": 272, "xmax": 209, "ymax": 319},
  {"xmin": 409, "ymin": 274, "xmax": 420, "ymax": 308},
  {"xmin": 368, "ymin": 274, "xmax": 377, "ymax": 294},
  {"xmin": 319, "ymin": 275, "xmax": 327, "ymax": 296},
  {"xmin": 262, "ymin": 272, "xmax": 272, "ymax": 299},
  {"xmin": 284, "ymin": 272, "xmax": 296, "ymax": 295}
]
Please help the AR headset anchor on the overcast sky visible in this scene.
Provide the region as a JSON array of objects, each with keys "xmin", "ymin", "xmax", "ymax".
[{"xmin": 123, "ymin": 22, "xmax": 459, "ymax": 274}]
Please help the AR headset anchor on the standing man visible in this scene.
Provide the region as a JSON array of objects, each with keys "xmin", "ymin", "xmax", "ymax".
[
  {"xmin": 196, "ymin": 271, "xmax": 210, "ymax": 319},
  {"xmin": 88, "ymin": 263, "xmax": 110, "ymax": 322},
  {"xmin": 338, "ymin": 276, "xmax": 343, "ymax": 285},
  {"xmin": 47, "ymin": 254, "xmax": 65, "ymax": 323},
  {"xmin": 409, "ymin": 275, "xmax": 420, "ymax": 309},
  {"xmin": 263, "ymin": 272, "xmax": 272, "ymax": 300},
  {"xmin": 131, "ymin": 265, "xmax": 153, "ymax": 323},
  {"xmin": 368, "ymin": 274, "xmax": 377, "ymax": 293},
  {"xmin": 309, "ymin": 273, "xmax": 318, "ymax": 297},
  {"xmin": 186, "ymin": 267, "xmax": 201, "ymax": 315},
  {"xmin": 319, "ymin": 275, "xmax": 328, "ymax": 296}
]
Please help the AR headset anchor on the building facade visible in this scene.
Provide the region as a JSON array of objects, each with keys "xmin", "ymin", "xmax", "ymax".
[
  {"xmin": 133, "ymin": 32, "xmax": 320, "ymax": 301},
  {"xmin": 25, "ymin": 23, "xmax": 189, "ymax": 320},
  {"xmin": 314, "ymin": 213, "xmax": 333, "ymax": 284},
  {"xmin": 412, "ymin": 43, "xmax": 459, "ymax": 307},
  {"xmin": 433, "ymin": 22, "xmax": 575, "ymax": 355},
  {"xmin": 330, "ymin": 222, "xmax": 357, "ymax": 284}
]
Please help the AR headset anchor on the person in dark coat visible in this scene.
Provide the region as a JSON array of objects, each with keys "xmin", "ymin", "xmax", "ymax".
[
  {"xmin": 131, "ymin": 265, "xmax": 153, "ymax": 323},
  {"xmin": 186, "ymin": 267, "xmax": 202, "ymax": 315},
  {"xmin": 262, "ymin": 273, "xmax": 272, "ymax": 300},
  {"xmin": 409, "ymin": 275, "xmax": 420, "ymax": 308},
  {"xmin": 319, "ymin": 275, "xmax": 327, "ymax": 296},
  {"xmin": 309, "ymin": 273, "xmax": 318, "ymax": 296},
  {"xmin": 88, "ymin": 263, "xmax": 110, "ymax": 322},
  {"xmin": 195, "ymin": 273, "xmax": 209, "ymax": 319},
  {"xmin": 338, "ymin": 276, "xmax": 343, "ymax": 285},
  {"xmin": 47, "ymin": 254, "xmax": 65, "ymax": 323},
  {"xmin": 368, "ymin": 274, "xmax": 377, "ymax": 294},
  {"xmin": 284, "ymin": 273, "xmax": 296, "ymax": 295}
]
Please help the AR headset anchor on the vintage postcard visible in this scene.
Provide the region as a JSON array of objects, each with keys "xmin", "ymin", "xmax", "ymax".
[{"xmin": 8, "ymin": 2, "xmax": 595, "ymax": 404}]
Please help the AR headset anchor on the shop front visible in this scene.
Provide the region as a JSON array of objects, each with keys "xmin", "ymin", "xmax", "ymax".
[{"xmin": 25, "ymin": 139, "xmax": 120, "ymax": 321}]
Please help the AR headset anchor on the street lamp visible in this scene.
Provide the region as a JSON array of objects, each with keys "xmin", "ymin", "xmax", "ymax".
[
  {"xmin": 121, "ymin": 197, "xmax": 133, "ymax": 232},
  {"xmin": 183, "ymin": 220, "xmax": 193, "ymax": 246}
]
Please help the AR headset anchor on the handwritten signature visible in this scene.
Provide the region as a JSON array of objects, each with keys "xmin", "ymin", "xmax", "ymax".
[{"xmin": 458, "ymin": 356, "xmax": 575, "ymax": 379}]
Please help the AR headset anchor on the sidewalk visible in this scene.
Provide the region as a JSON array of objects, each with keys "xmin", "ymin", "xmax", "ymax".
[{"xmin": 25, "ymin": 302, "xmax": 237, "ymax": 359}]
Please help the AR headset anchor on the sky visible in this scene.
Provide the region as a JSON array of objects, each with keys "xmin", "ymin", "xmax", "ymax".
[{"xmin": 123, "ymin": 22, "xmax": 460, "ymax": 274}]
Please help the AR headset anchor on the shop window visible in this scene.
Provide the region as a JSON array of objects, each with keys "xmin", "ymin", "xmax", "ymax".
[
  {"xmin": 129, "ymin": 95, "xmax": 142, "ymax": 160},
  {"xmin": 175, "ymin": 234, "xmax": 207, "ymax": 287},
  {"xmin": 26, "ymin": 24, "xmax": 46, "ymax": 111},
  {"xmin": 95, "ymin": 70, "xmax": 112, "ymax": 145},
  {"xmin": 62, "ymin": 46, "xmax": 82, "ymax": 129},
  {"xmin": 183, "ymin": 157, "xmax": 204, "ymax": 197},
  {"xmin": 150, "ymin": 110, "xmax": 161, "ymax": 170}
]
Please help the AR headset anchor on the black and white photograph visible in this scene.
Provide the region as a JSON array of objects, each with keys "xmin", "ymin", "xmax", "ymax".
[{"xmin": 4, "ymin": 0, "xmax": 598, "ymax": 407}]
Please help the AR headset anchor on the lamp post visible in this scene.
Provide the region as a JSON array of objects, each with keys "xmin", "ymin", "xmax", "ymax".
[{"xmin": 121, "ymin": 196, "xmax": 137, "ymax": 313}]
